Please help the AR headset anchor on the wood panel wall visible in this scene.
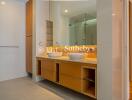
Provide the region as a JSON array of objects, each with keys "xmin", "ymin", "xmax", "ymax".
[{"xmin": 26, "ymin": 0, "xmax": 33, "ymax": 73}]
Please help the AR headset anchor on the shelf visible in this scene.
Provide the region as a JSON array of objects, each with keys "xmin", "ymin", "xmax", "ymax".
[
  {"xmin": 82, "ymin": 67, "xmax": 96, "ymax": 98},
  {"xmin": 83, "ymin": 78, "xmax": 95, "ymax": 83},
  {"xmin": 55, "ymin": 63, "xmax": 59, "ymax": 83},
  {"xmin": 83, "ymin": 68, "xmax": 95, "ymax": 80},
  {"xmin": 82, "ymin": 86, "xmax": 96, "ymax": 99},
  {"xmin": 37, "ymin": 60, "xmax": 41, "ymax": 76}
]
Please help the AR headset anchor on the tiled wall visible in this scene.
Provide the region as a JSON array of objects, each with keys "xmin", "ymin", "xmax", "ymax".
[{"xmin": 46, "ymin": 20, "xmax": 53, "ymax": 46}]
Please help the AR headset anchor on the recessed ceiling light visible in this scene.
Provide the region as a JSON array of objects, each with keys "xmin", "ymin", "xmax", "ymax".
[
  {"xmin": 64, "ymin": 9, "xmax": 68, "ymax": 13},
  {"xmin": 1, "ymin": 1, "xmax": 6, "ymax": 5}
]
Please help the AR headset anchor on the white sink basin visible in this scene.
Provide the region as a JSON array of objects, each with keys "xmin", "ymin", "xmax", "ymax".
[
  {"xmin": 47, "ymin": 52, "xmax": 62, "ymax": 57},
  {"xmin": 69, "ymin": 53, "xmax": 84, "ymax": 60}
]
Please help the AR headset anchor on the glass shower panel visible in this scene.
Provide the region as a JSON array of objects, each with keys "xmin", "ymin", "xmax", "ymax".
[
  {"xmin": 69, "ymin": 24, "xmax": 76, "ymax": 45},
  {"xmin": 86, "ymin": 19, "xmax": 97, "ymax": 45},
  {"xmin": 69, "ymin": 14, "xmax": 97, "ymax": 45},
  {"xmin": 69, "ymin": 21, "xmax": 85, "ymax": 45},
  {"xmin": 75, "ymin": 22, "xmax": 85, "ymax": 45}
]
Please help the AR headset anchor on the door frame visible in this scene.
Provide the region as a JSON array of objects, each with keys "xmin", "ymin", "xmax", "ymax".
[{"xmin": 123, "ymin": 0, "xmax": 129, "ymax": 99}]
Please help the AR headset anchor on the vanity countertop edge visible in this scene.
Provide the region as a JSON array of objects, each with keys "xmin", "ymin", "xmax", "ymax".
[{"xmin": 36, "ymin": 55, "xmax": 97, "ymax": 65}]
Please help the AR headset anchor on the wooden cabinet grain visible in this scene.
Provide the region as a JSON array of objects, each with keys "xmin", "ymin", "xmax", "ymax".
[
  {"xmin": 60, "ymin": 74, "xmax": 81, "ymax": 92},
  {"xmin": 26, "ymin": 0, "xmax": 33, "ymax": 36},
  {"xmin": 41, "ymin": 59, "xmax": 56, "ymax": 82},
  {"xmin": 26, "ymin": 36, "xmax": 32, "ymax": 73},
  {"xmin": 36, "ymin": 58, "xmax": 97, "ymax": 99},
  {"xmin": 26, "ymin": 0, "xmax": 33, "ymax": 73},
  {"xmin": 59, "ymin": 61, "xmax": 81, "ymax": 78},
  {"xmin": 59, "ymin": 61, "xmax": 82, "ymax": 92}
]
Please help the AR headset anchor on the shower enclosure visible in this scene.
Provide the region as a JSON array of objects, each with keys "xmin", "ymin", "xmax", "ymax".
[{"xmin": 69, "ymin": 14, "xmax": 97, "ymax": 45}]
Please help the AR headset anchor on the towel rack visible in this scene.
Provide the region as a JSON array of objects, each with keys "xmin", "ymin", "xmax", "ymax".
[{"xmin": 0, "ymin": 46, "xmax": 19, "ymax": 48}]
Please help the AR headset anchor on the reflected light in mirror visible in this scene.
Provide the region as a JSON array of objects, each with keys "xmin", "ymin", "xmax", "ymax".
[
  {"xmin": 64, "ymin": 9, "xmax": 68, "ymax": 13},
  {"xmin": 112, "ymin": 13, "xmax": 116, "ymax": 16},
  {"xmin": 1, "ymin": 1, "xmax": 6, "ymax": 5}
]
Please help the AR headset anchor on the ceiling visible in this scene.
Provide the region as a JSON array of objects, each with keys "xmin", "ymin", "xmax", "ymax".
[{"xmin": 50, "ymin": 0, "xmax": 96, "ymax": 18}]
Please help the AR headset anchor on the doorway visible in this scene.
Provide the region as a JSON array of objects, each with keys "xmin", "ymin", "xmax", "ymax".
[{"xmin": 0, "ymin": 0, "xmax": 26, "ymax": 81}]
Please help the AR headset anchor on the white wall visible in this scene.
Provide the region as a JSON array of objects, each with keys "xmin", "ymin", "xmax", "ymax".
[
  {"xmin": 0, "ymin": 0, "xmax": 26, "ymax": 81},
  {"xmin": 51, "ymin": 2, "xmax": 69, "ymax": 46},
  {"xmin": 32, "ymin": 0, "xmax": 49, "ymax": 81},
  {"xmin": 97, "ymin": 0, "xmax": 124, "ymax": 100},
  {"xmin": 97, "ymin": 0, "xmax": 112, "ymax": 99},
  {"xmin": 112, "ymin": 0, "xmax": 123, "ymax": 99},
  {"xmin": 35, "ymin": 0, "xmax": 49, "ymax": 55},
  {"xmin": 61, "ymin": 16, "xmax": 69, "ymax": 45}
]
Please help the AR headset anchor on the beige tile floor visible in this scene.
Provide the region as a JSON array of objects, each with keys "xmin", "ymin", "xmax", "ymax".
[{"xmin": 0, "ymin": 77, "xmax": 95, "ymax": 100}]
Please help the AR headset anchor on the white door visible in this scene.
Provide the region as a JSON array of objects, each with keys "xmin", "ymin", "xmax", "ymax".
[{"xmin": 0, "ymin": 0, "xmax": 26, "ymax": 81}]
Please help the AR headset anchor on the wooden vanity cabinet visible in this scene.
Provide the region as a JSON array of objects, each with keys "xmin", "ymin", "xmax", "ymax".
[
  {"xmin": 59, "ymin": 61, "xmax": 82, "ymax": 92},
  {"xmin": 59, "ymin": 61, "xmax": 81, "ymax": 78},
  {"xmin": 26, "ymin": 0, "xmax": 33, "ymax": 73},
  {"xmin": 36, "ymin": 58, "xmax": 97, "ymax": 99},
  {"xmin": 82, "ymin": 66, "xmax": 97, "ymax": 98},
  {"xmin": 41, "ymin": 59, "xmax": 56, "ymax": 82},
  {"xmin": 60, "ymin": 75, "xmax": 81, "ymax": 92}
]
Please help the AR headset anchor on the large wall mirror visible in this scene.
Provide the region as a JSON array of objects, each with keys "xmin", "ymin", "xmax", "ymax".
[{"xmin": 49, "ymin": 0, "xmax": 96, "ymax": 46}]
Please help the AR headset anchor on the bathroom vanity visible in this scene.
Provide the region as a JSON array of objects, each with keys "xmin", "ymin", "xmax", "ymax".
[
  {"xmin": 36, "ymin": 56, "xmax": 97, "ymax": 99},
  {"xmin": 36, "ymin": 0, "xmax": 97, "ymax": 99}
]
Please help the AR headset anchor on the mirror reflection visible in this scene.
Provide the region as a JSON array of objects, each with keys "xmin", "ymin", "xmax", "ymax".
[{"xmin": 49, "ymin": 0, "xmax": 96, "ymax": 46}]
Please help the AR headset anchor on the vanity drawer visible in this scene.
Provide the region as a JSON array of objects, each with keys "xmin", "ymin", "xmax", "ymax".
[
  {"xmin": 59, "ymin": 61, "xmax": 81, "ymax": 78},
  {"xmin": 41, "ymin": 59, "xmax": 55, "ymax": 71},
  {"xmin": 41, "ymin": 69, "xmax": 56, "ymax": 82},
  {"xmin": 60, "ymin": 74, "xmax": 81, "ymax": 92}
]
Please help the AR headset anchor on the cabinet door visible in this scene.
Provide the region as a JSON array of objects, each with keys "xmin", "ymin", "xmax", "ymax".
[
  {"xmin": 26, "ymin": 0, "xmax": 32, "ymax": 73},
  {"xmin": 60, "ymin": 74, "xmax": 81, "ymax": 92},
  {"xmin": 59, "ymin": 61, "xmax": 82, "ymax": 92},
  {"xmin": 26, "ymin": 0, "xmax": 33, "ymax": 36},
  {"xmin": 59, "ymin": 61, "xmax": 81, "ymax": 78},
  {"xmin": 26, "ymin": 36, "xmax": 32, "ymax": 73},
  {"xmin": 42, "ymin": 59, "xmax": 55, "ymax": 71},
  {"xmin": 41, "ymin": 69, "xmax": 56, "ymax": 82},
  {"xmin": 41, "ymin": 59, "xmax": 56, "ymax": 82}
]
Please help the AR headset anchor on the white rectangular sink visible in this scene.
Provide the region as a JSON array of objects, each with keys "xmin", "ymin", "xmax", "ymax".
[{"xmin": 69, "ymin": 53, "xmax": 84, "ymax": 61}]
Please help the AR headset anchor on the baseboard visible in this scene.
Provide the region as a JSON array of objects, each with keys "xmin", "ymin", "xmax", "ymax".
[
  {"xmin": 0, "ymin": 72, "xmax": 27, "ymax": 82},
  {"xmin": 32, "ymin": 75, "xmax": 43, "ymax": 82}
]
